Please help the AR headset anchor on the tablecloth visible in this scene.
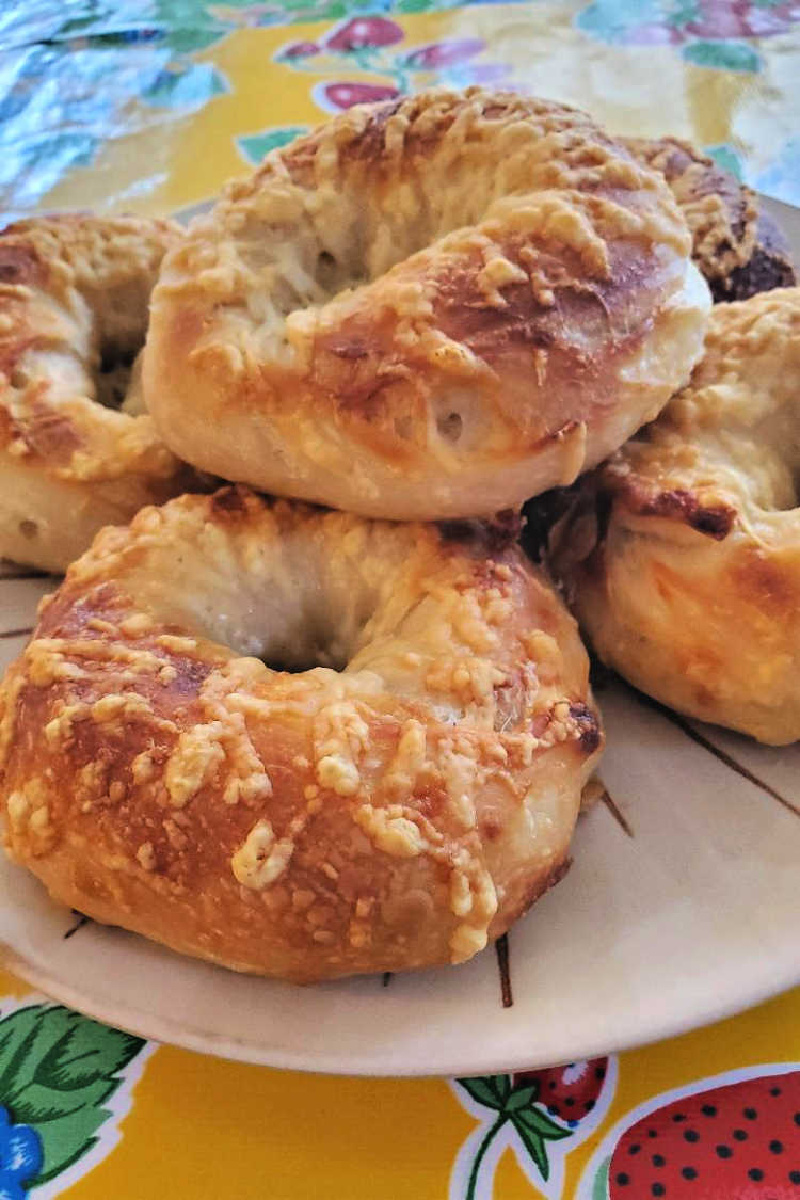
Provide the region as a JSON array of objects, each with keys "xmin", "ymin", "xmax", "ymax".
[{"xmin": 0, "ymin": 3, "xmax": 798, "ymax": 1196}]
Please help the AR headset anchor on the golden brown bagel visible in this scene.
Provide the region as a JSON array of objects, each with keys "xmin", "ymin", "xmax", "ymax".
[
  {"xmin": 0, "ymin": 487, "xmax": 602, "ymax": 982},
  {"xmin": 144, "ymin": 88, "xmax": 709, "ymax": 520},
  {"xmin": 624, "ymin": 136, "xmax": 796, "ymax": 302},
  {"xmin": 549, "ymin": 287, "xmax": 800, "ymax": 745},
  {"xmin": 0, "ymin": 215, "xmax": 198, "ymax": 571}
]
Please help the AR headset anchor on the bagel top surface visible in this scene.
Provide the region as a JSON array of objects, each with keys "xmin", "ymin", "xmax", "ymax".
[
  {"xmin": 144, "ymin": 88, "xmax": 709, "ymax": 520},
  {"xmin": 0, "ymin": 215, "xmax": 198, "ymax": 571},
  {"xmin": 0, "ymin": 488, "xmax": 601, "ymax": 981}
]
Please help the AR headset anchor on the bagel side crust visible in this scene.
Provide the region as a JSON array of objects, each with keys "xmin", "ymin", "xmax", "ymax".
[{"xmin": 550, "ymin": 287, "xmax": 800, "ymax": 745}]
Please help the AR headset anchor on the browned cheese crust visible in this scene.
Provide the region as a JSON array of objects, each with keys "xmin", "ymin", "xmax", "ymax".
[
  {"xmin": 0, "ymin": 215, "xmax": 200, "ymax": 571},
  {"xmin": 143, "ymin": 88, "xmax": 710, "ymax": 521},
  {"xmin": 549, "ymin": 287, "xmax": 800, "ymax": 745},
  {"xmin": 624, "ymin": 137, "xmax": 796, "ymax": 302},
  {"xmin": 0, "ymin": 488, "xmax": 602, "ymax": 981}
]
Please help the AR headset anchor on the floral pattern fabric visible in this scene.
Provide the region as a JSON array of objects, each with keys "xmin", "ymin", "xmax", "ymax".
[{"xmin": 1, "ymin": 0, "xmax": 799, "ymax": 224}]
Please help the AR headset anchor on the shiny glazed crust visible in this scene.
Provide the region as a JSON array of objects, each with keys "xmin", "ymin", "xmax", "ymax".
[
  {"xmin": 0, "ymin": 216, "xmax": 198, "ymax": 571},
  {"xmin": 550, "ymin": 288, "xmax": 800, "ymax": 745},
  {"xmin": 624, "ymin": 136, "xmax": 796, "ymax": 302},
  {"xmin": 0, "ymin": 488, "xmax": 602, "ymax": 982},
  {"xmin": 144, "ymin": 88, "xmax": 709, "ymax": 520}
]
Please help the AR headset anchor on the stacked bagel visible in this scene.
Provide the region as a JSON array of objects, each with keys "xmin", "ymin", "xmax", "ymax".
[{"xmin": 0, "ymin": 89, "xmax": 795, "ymax": 983}]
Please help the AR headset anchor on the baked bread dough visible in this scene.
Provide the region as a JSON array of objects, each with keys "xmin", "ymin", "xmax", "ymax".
[
  {"xmin": 0, "ymin": 215, "xmax": 198, "ymax": 571},
  {"xmin": 549, "ymin": 287, "xmax": 800, "ymax": 745},
  {"xmin": 144, "ymin": 88, "xmax": 709, "ymax": 520},
  {"xmin": 0, "ymin": 488, "xmax": 602, "ymax": 981}
]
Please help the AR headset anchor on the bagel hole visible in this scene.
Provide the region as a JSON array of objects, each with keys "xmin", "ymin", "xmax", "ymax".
[
  {"xmin": 431, "ymin": 393, "xmax": 489, "ymax": 452},
  {"xmin": 258, "ymin": 632, "xmax": 351, "ymax": 675},
  {"xmin": 771, "ymin": 471, "xmax": 800, "ymax": 511},
  {"xmin": 316, "ymin": 251, "xmax": 338, "ymax": 292},
  {"xmin": 774, "ymin": 436, "xmax": 800, "ymax": 509},
  {"xmin": 261, "ymin": 649, "xmax": 349, "ymax": 674},
  {"xmin": 312, "ymin": 248, "xmax": 368, "ymax": 297},
  {"xmin": 742, "ymin": 413, "xmax": 800, "ymax": 512},
  {"xmin": 252, "ymin": 609, "xmax": 355, "ymax": 675},
  {"xmin": 144, "ymin": 535, "xmax": 376, "ymax": 678},
  {"xmin": 436, "ymin": 411, "xmax": 463, "ymax": 444},
  {"xmin": 94, "ymin": 345, "xmax": 137, "ymax": 411}
]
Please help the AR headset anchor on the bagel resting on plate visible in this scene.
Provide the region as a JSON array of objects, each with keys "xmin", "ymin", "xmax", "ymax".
[
  {"xmin": 549, "ymin": 287, "xmax": 800, "ymax": 746},
  {"xmin": 143, "ymin": 87, "xmax": 710, "ymax": 521},
  {"xmin": 0, "ymin": 488, "xmax": 602, "ymax": 982}
]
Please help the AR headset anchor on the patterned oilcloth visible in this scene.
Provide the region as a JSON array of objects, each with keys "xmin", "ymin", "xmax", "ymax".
[
  {"xmin": 2, "ymin": 0, "xmax": 800, "ymax": 226},
  {"xmin": 0, "ymin": 972, "xmax": 796, "ymax": 1198},
  {"xmin": 0, "ymin": 2, "xmax": 798, "ymax": 1196}
]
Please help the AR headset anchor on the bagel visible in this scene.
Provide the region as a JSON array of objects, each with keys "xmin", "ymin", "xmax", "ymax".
[
  {"xmin": 0, "ymin": 487, "xmax": 602, "ymax": 982},
  {"xmin": 624, "ymin": 136, "xmax": 796, "ymax": 302},
  {"xmin": 0, "ymin": 215, "xmax": 199, "ymax": 572},
  {"xmin": 549, "ymin": 287, "xmax": 800, "ymax": 746},
  {"xmin": 143, "ymin": 88, "xmax": 710, "ymax": 521}
]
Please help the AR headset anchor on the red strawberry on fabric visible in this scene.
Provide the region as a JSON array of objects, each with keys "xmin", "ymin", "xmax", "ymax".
[
  {"xmin": 513, "ymin": 1058, "xmax": 609, "ymax": 1126},
  {"xmin": 324, "ymin": 17, "xmax": 403, "ymax": 52},
  {"xmin": 601, "ymin": 1070, "xmax": 800, "ymax": 1198},
  {"xmin": 318, "ymin": 82, "xmax": 399, "ymax": 111},
  {"xmin": 686, "ymin": 0, "xmax": 800, "ymax": 38},
  {"xmin": 279, "ymin": 41, "xmax": 320, "ymax": 60},
  {"xmin": 402, "ymin": 38, "xmax": 485, "ymax": 69}
]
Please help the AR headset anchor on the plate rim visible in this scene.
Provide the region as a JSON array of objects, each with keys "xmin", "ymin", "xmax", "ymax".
[{"xmin": 2, "ymin": 933, "xmax": 798, "ymax": 1076}]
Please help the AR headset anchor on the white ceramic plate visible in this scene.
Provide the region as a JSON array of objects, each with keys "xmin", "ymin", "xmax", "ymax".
[{"xmin": 0, "ymin": 194, "xmax": 798, "ymax": 1076}]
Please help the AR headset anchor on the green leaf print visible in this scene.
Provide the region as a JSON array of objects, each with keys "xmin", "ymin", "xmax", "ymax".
[
  {"xmin": 458, "ymin": 1071, "xmax": 573, "ymax": 1194},
  {"xmin": 238, "ymin": 125, "xmax": 310, "ymax": 163},
  {"xmin": 142, "ymin": 62, "xmax": 229, "ymax": 108},
  {"xmin": 0, "ymin": 1005, "xmax": 144, "ymax": 1186},
  {"xmin": 682, "ymin": 40, "xmax": 761, "ymax": 72},
  {"xmin": 457, "ymin": 1075, "xmax": 509, "ymax": 1111},
  {"xmin": 706, "ymin": 143, "xmax": 744, "ymax": 180}
]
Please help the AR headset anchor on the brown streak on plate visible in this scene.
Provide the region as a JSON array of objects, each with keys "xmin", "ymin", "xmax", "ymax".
[
  {"xmin": 0, "ymin": 626, "xmax": 33, "ymax": 640},
  {"xmin": 640, "ymin": 693, "xmax": 800, "ymax": 819},
  {"xmin": 601, "ymin": 787, "xmax": 635, "ymax": 838},
  {"xmin": 495, "ymin": 933, "xmax": 513, "ymax": 1009},
  {"xmin": 63, "ymin": 913, "xmax": 92, "ymax": 940}
]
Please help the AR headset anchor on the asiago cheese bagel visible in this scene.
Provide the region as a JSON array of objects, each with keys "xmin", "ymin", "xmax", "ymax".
[
  {"xmin": 550, "ymin": 288, "xmax": 800, "ymax": 746},
  {"xmin": 144, "ymin": 88, "xmax": 710, "ymax": 520},
  {"xmin": 0, "ymin": 215, "xmax": 198, "ymax": 571},
  {"xmin": 0, "ymin": 487, "xmax": 602, "ymax": 982}
]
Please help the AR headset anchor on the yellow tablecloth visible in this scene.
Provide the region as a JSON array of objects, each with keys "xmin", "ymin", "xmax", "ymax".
[{"xmin": 0, "ymin": 3, "xmax": 798, "ymax": 1196}]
